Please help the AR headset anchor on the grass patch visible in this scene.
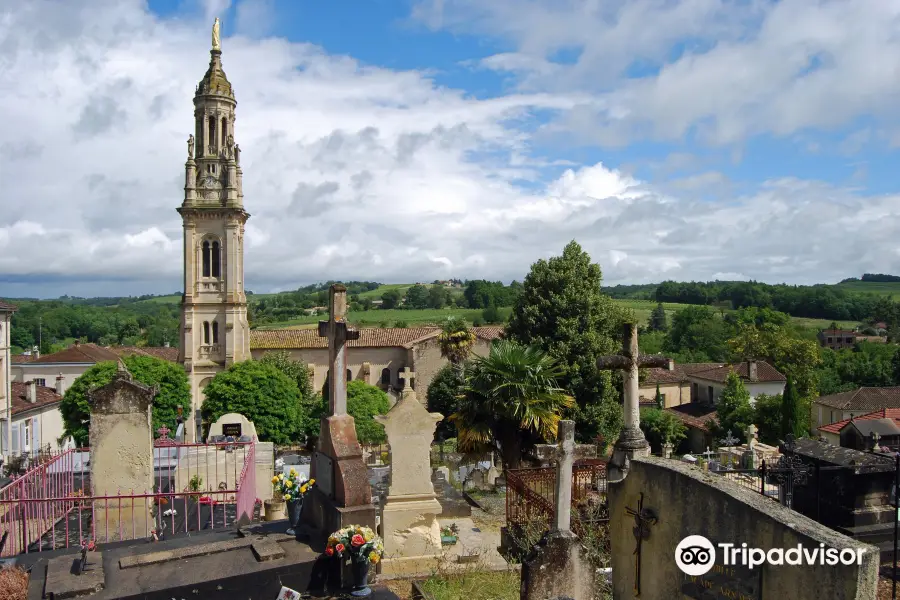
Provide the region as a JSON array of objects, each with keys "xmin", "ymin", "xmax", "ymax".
[
  {"xmin": 256, "ymin": 307, "xmax": 512, "ymax": 330},
  {"xmin": 418, "ymin": 569, "xmax": 520, "ymax": 600},
  {"xmin": 836, "ymin": 281, "xmax": 900, "ymax": 297}
]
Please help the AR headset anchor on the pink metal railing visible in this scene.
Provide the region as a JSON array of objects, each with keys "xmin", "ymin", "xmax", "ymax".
[{"xmin": 0, "ymin": 440, "xmax": 257, "ymax": 557}]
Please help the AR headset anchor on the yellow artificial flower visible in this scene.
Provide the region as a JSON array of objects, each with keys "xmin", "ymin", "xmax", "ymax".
[
  {"xmin": 278, "ymin": 474, "xmax": 284, "ymax": 480},
  {"xmin": 285, "ymin": 480, "xmax": 293, "ymax": 488},
  {"xmin": 284, "ymin": 494, "xmax": 291, "ymax": 501},
  {"xmin": 369, "ymin": 552, "xmax": 379, "ymax": 564},
  {"xmin": 309, "ymin": 479, "xmax": 315, "ymax": 485},
  {"xmin": 271, "ymin": 476, "xmax": 279, "ymax": 484},
  {"xmin": 299, "ymin": 485, "xmax": 308, "ymax": 494},
  {"xmin": 363, "ymin": 530, "xmax": 373, "ymax": 542}
]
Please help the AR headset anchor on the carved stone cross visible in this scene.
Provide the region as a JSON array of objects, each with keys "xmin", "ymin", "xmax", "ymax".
[
  {"xmin": 534, "ymin": 420, "xmax": 596, "ymax": 533},
  {"xmin": 399, "ymin": 367, "xmax": 415, "ymax": 390},
  {"xmin": 745, "ymin": 423, "xmax": 758, "ymax": 448},
  {"xmin": 597, "ymin": 323, "xmax": 670, "ymax": 479},
  {"xmin": 318, "ymin": 285, "xmax": 360, "ymax": 416}
]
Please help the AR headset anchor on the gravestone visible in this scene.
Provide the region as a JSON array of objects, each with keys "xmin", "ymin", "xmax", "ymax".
[
  {"xmin": 608, "ymin": 456, "xmax": 879, "ymax": 599},
  {"xmin": 597, "ymin": 323, "xmax": 671, "ymax": 482},
  {"xmin": 207, "ymin": 412, "xmax": 259, "ymax": 441},
  {"xmin": 305, "ymin": 284, "xmax": 376, "ymax": 536},
  {"xmin": 88, "ymin": 360, "xmax": 157, "ymax": 539},
  {"xmin": 520, "ymin": 421, "xmax": 598, "ymax": 600},
  {"xmin": 375, "ymin": 368, "xmax": 444, "ymax": 575}
]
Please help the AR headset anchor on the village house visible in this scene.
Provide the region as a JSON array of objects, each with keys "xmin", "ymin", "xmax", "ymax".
[
  {"xmin": 639, "ymin": 361, "xmax": 723, "ymax": 408},
  {"xmin": 816, "ymin": 408, "xmax": 900, "ymax": 451},
  {"xmin": 816, "ymin": 328, "xmax": 887, "ymax": 350},
  {"xmin": 0, "ymin": 301, "xmax": 16, "ymax": 461},
  {"xmin": 3, "ymin": 381, "xmax": 65, "ymax": 456},
  {"xmin": 686, "ymin": 359, "xmax": 786, "ymax": 406},
  {"xmin": 811, "ymin": 387, "xmax": 900, "ymax": 431}
]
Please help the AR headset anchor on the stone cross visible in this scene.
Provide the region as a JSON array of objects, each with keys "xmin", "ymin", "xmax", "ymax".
[
  {"xmin": 702, "ymin": 446, "xmax": 716, "ymax": 462},
  {"xmin": 398, "ymin": 367, "xmax": 415, "ymax": 390},
  {"xmin": 745, "ymin": 423, "xmax": 759, "ymax": 449},
  {"xmin": 533, "ymin": 421, "xmax": 596, "ymax": 532},
  {"xmin": 318, "ymin": 285, "xmax": 360, "ymax": 416},
  {"xmin": 597, "ymin": 323, "xmax": 670, "ymax": 479}
]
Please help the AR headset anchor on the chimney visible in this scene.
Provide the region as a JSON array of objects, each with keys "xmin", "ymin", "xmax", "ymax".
[
  {"xmin": 28, "ymin": 380, "xmax": 37, "ymax": 404},
  {"xmin": 55, "ymin": 373, "xmax": 65, "ymax": 396},
  {"xmin": 748, "ymin": 360, "xmax": 758, "ymax": 382},
  {"xmin": 667, "ymin": 359, "xmax": 675, "ymax": 372}
]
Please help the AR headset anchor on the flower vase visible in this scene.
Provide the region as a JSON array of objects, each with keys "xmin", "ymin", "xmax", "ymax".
[
  {"xmin": 350, "ymin": 558, "xmax": 371, "ymax": 597},
  {"xmin": 285, "ymin": 499, "xmax": 303, "ymax": 536}
]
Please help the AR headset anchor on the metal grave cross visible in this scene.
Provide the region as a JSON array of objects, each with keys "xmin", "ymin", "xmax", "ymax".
[
  {"xmin": 156, "ymin": 426, "xmax": 171, "ymax": 440},
  {"xmin": 624, "ymin": 492, "xmax": 657, "ymax": 596},
  {"xmin": 597, "ymin": 323, "xmax": 671, "ymax": 450},
  {"xmin": 398, "ymin": 367, "xmax": 415, "ymax": 391},
  {"xmin": 720, "ymin": 430, "xmax": 739, "ymax": 447},
  {"xmin": 318, "ymin": 284, "xmax": 360, "ymax": 416},
  {"xmin": 702, "ymin": 446, "xmax": 716, "ymax": 462},
  {"xmin": 533, "ymin": 420, "xmax": 596, "ymax": 532},
  {"xmin": 769, "ymin": 434, "xmax": 813, "ymax": 509}
]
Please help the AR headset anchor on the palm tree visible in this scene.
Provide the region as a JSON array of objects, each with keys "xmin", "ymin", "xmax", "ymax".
[
  {"xmin": 449, "ymin": 340, "xmax": 574, "ymax": 470},
  {"xmin": 438, "ymin": 316, "xmax": 476, "ymax": 366}
]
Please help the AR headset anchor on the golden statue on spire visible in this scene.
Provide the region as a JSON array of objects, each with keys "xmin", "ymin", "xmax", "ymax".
[{"xmin": 212, "ymin": 17, "xmax": 221, "ymax": 51}]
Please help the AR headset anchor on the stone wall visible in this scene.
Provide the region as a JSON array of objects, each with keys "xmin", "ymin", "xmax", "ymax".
[
  {"xmin": 409, "ymin": 336, "xmax": 492, "ymax": 402},
  {"xmin": 251, "ymin": 347, "xmax": 407, "ymax": 389},
  {"xmin": 609, "ymin": 456, "xmax": 878, "ymax": 600}
]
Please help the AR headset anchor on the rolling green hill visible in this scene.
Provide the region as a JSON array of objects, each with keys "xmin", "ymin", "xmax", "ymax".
[{"xmin": 835, "ymin": 281, "xmax": 900, "ymax": 298}]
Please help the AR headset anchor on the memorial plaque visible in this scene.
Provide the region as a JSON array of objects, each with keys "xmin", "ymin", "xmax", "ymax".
[
  {"xmin": 682, "ymin": 562, "xmax": 761, "ymax": 600},
  {"xmin": 222, "ymin": 423, "xmax": 242, "ymax": 437},
  {"xmin": 314, "ymin": 452, "xmax": 334, "ymax": 499}
]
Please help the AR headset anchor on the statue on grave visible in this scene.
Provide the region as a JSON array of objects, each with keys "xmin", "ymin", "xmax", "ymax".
[
  {"xmin": 212, "ymin": 17, "xmax": 221, "ymax": 51},
  {"xmin": 187, "ymin": 134, "xmax": 194, "ymax": 159}
]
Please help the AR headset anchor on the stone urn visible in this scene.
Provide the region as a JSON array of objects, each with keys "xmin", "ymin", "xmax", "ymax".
[{"xmin": 264, "ymin": 498, "xmax": 286, "ymax": 521}]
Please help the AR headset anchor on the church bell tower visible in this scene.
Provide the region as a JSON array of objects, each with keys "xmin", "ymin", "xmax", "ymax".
[{"xmin": 178, "ymin": 18, "xmax": 250, "ymax": 442}]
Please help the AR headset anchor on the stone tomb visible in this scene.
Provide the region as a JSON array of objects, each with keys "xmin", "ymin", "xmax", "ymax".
[
  {"xmin": 375, "ymin": 368, "xmax": 444, "ymax": 575},
  {"xmin": 608, "ymin": 456, "xmax": 879, "ymax": 600},
  {"xmin": 207, "ymin": 412, "xmax": 259, "ymax": 441},
  {"xmin": 88, "ymin": 361, "xmax": 157, "ymax": 539}
]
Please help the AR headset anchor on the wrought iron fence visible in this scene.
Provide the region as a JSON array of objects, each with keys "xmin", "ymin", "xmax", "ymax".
[
  {"xmin": 0, "ymin": 439, "xmax": 258, "ymax": 557},
  {"xmin": 506, "ymin": 461, "xmax": 608, "ymax": 537}
]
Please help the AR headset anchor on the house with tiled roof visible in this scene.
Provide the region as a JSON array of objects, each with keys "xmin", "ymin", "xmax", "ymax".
[
  {"xmin": 639, "ymin": 362, "xmax": 724, "ymax": 408},
  {"xmin": 248, "ymin": 326, "xmax": 504, "ymax": 397},
  {"xmin": 664, "ymin": 403, "xmax": 720, "ymax": 454},
  {"xmin": 5, "ymin": 381, "xmax": 65, "ymax": 456},
  {"xmin": 812, "ymin": 387, "xmax": 900, "ymax": 433},
  {"xmin": 687, "ymin": 360, "xmax": 786, "ymax": 407},
  {"xmin": 817, "ymin": 408, "xmax": 900, "ymax": 451},
  {"xmin": 11, "ymin": 341, "xmax": 122, "ymax": 393}
]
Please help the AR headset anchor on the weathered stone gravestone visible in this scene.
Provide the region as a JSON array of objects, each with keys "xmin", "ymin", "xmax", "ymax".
[
  {"xmin": 207, "ymin": 412, "xmax": 259, "ymax": 441},
  {"xmin": 375, "ymin": 368, "xmax": 444, "ymax": 575},
  {"xmin": 306, "ymin": 284, "xmax": 376, "ymax": 535},
  {"xmin": 608, "ymin": 456, "xmax": 879, "ymax": 599},
  {"xmin": 88, "ymin": 360, "xmax": 157, "ymax": 538},
  {"xmin": 520, "ymin": 421, "xmax": 599, "ymax": 600}
]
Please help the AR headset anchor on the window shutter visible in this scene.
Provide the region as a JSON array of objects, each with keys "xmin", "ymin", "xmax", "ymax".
[
  {"xmin": 32, "ymin": 418, "xmax": 40, "ymax": 453},
  {"xmin": 0, "ymin": 423, "xmax": 7, "ymax": 455},
  {"xmin": 11, "ymin": 423, "xmax": 19, "ymax": 453}
]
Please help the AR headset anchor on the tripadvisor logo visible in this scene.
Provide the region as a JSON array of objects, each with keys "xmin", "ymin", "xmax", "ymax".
[{"xmin": 675, "ymin": 535, "xmax": 867, "ymax": 575}]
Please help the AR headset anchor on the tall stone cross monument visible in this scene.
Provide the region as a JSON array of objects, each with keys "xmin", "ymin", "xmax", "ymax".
[
  {"xmin": 597, "ymin": 323, "xmax": 671, "ymax": 482},
  {"xmin": 521, "ymin": 421, "xmax": 599, "ymax": 600},
  {"xmin": 307, "ymin": 284, "xmax": 376, "ymax": 535}
]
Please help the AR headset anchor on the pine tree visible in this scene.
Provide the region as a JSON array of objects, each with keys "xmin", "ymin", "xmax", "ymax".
[
  {"xmin": 780, "ymin": 375, "xmax": 803, "ymax": 440},
  {"xmin": 649, "ymin": 303, "xmax": 668, "ymax": 332},
  {"xmin": 655, "ymin": 383, "xmax": 664, "ymax": 409}
]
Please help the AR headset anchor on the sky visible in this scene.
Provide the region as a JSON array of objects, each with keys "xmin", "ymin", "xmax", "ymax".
[{"xmin": 3, "ymin": 0, "xmax": 900, "ymax": 298}]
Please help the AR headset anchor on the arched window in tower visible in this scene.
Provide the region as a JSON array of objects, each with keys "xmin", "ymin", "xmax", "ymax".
[
  {"xmin": 203, "ymin": 321, "xmax": 210, "ymax": 345},
  {"xmin": 208, "ymin": 116, "xmax": 217, "ymax": 152},
  {"xmin": 381, "ymin": 368, "xmax": 391, "ymax": 385},
  {"xmin": 202, "ymin": 241, "xmax": 211, "ymax": 277},
  {"xmin": 211, "ymin": 241, "xmax": 221, "ymax": 278},
  {"xmin": 221, "ymin": 116, "xmax": 228, "ymax": 144},
  {"xmin": 212, "ymin": 321, "xmax": 219, "ymax": 344},
  {"xmin": 347, "ymin": 369, "xmax": 352, "ymax": 382}
]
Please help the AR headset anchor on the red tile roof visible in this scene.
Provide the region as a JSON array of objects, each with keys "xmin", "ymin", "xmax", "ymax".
[
  {"xmin": 665, "ymin": 404, "xmax": 718, "ymax": 432},
  {"xmin": 687, "ymin": 361, "xmax": 785, "ymax": 384},
  {"xmin": 9, "ymin": 382, "xmax": 62, "ymax": 416},
  {"xmin": 250, "ymin": 326, "xmax": 503, "ymax": 350},
  {"xmin": 814, "ymin": 387, "xmax": 900, "ymax": 411},
  {"xmin": 818, "ymin": 408, "xmax": 900, "ymax": 434},
  {"xmin": 643, "ymin": 363, "xmax": 724, "ymax": 386},
  {"xmin": 109, "ymin": 346, "xmax": 179, "ymax": 362},
  {"xmin": 818, "ymin": 329, "xmax": 858, "ymax": 337},
  {"xmin": 11, "ymin": 342, "xmax": 119, "ymax": 365},
  {"xmin": 0, "ymin": 300, "xmax": 17, "ymax": 312}
]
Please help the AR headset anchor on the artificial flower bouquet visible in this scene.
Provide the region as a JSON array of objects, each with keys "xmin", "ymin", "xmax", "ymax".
[
  {"xmin": 270, "ymin": 468, "xmax": 315, "ymax": 502},
  {"xmin": 325, "ymin": 525, "xmax": 384, "ymax": 564}
]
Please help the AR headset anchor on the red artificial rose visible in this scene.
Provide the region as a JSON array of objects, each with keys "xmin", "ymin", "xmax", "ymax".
[
  {"xmin": 335, "ymin": 543, "xmax": 345, "ymax": 553},
  {"xmin": 351, "ymin": 534, "xmax": 365, "ymax": 547},
  {"xmin": 325, "ymin": 546, "xmax": 334, "ymax": 557}
]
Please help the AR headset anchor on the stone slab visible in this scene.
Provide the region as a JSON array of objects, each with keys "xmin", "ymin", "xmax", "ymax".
[
  {"xmin": 118, "ymin": 537, "xmax": 255, "ymax": 569},
  {"xmin": 251, "ymin": 539, "xmax": 286, "ymax": 562},
  {"xmin": 46, "ymin": 553, "xmax": 106, "ymax": 599}
]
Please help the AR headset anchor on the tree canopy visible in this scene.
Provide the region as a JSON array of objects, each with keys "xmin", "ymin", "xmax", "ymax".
[
  {"xmin": 257, "ymin": 351, "xmax": 322, "ymax": 442},
  {"xmin": 346, "ymin": 381, "xmax": 391, "ymax": 445},
  {"xmin": 60, "ymin": 355, "xmax": 190, "ymax": 446}
]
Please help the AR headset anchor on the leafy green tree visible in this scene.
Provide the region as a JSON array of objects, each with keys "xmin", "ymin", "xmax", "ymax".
[
  {"xmin": 258, "ymin": 351, "xmax": 323, "ymax": 441},
  {"xmin": 780, "ymin": 376, "xmax": 804, "ymax": 440},
  {"xmin": 639, "ymin": 408, "xmax": 687, "ymax": 452},
  {"xmin": 426, "ymin": 364, "xmax": 464, "ymax": 440},
  {"xmin": 202, "ymin": 361, "xmax": 301, "ymax": 444},
  {"xmin": 404, "ymin": 284, "xmax": 429, "ymax": 309},
  {"xmin": 61, "ymin": 355, "xmax": 190, "ymax": 446},
  {"xmin": 654, "ymin": 383, "xmax": 664, "ymax": 409},
  {"xmin": 711, "ymin": 371, "xmax": 755, "ymax": 443},
  {"xmin": 381, "ymin": 289, "xmax": 402, "ymax": 309},
  {"xmin": 505, "ymin": 240, "xmax": 629, "ymax": 442},
  {"xmin": 346, "ymin": 380, "xmax": 391, "ymax": 444},
  {"xmin": 482, "ymin": 305, "xmax": 502, "ymax": 324},
  {"xmin": 649, "ymin": 303, "xmax": 668, "ymax": 332},
  {"xmin": 664, "ymin": 306, "xmax": 729, "ymax": 362},
  {"xmin": 427, "ymin": 285, "xmax": 447, "ymax": 309},
  {"xmin": 438, "ymin": 317, "xmax": 477, "ymax": 366},
  {"xmin": 751, "ymin": 394, "xmax": 783, "ymax": 445},
  {"xmin": 450, "ymin": 340, "xmax": 574, "ymax": 469},
  {"xmin": 728, "ymin": 323, "xmax": 820, "ymax": 402}
]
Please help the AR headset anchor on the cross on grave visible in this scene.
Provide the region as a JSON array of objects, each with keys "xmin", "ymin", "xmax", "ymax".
[
  {"xmin": 624, "ymin": 492, "xmax": 657, "ymax": 596},
  {"xmin": 702, "ymin": 446, "xmax": 716, "ymax": 463},
  {"xmin": 534, "ymin": 420, "xmax": 597, "ymax": 532},
  {"xmin": 720, "ymin": 430, "xmax": 739, "ymax": 447},
  {"xmin": 398, "ymin": 366, "xmax": 415, "ymax": 390},
  {"xmin": 745, "ymin": 423, "xmax": 759, "ymax": 448},
  {"xmin": 597, "ymin": 323, "xmax": 670, "ymax": 476},
  {"xmin": 318, "ymin": 285, "xmax": 360, "ymax": 416},
  {"xmin": 768, "ymin": 434, "xmax": 813, "ymax": 509}
]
